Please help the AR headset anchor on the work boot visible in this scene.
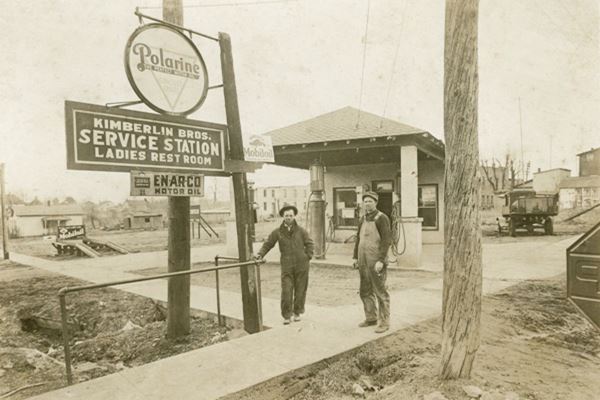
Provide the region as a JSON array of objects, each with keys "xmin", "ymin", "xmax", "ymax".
[
  {"xmin": 358, "ymin": 320, "xmax": 377, "ymax": 328},
  {"xmin": 293, "ymin": 314, "xmax": 301, "ymax": 322},
  {"xmin": 374, "ymin": 324, "xmax": 389, "ymax": 333},
  {"xmin": 283, "ymin": 318, "xmax": 291, "ymax": 325}
]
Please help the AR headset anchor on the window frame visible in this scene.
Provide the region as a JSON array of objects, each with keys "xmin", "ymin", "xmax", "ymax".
[
  {"xmin": 333, "ymin": 187, "xmax": 359, "ymax": 229},
  {"xmin": 418, "ymin": 183, "xmax": 439, "ymax": 230}
]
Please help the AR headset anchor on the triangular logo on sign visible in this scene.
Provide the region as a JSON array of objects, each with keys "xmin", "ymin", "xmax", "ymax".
[{"xmin": 147, "ymin": 46, "xmax": 196, "ymax": 112}]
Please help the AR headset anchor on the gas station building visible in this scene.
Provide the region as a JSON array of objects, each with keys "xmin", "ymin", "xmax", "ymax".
[{"xmin": 265, "ymin": 107, "xmax": 445, "ymax": 268}]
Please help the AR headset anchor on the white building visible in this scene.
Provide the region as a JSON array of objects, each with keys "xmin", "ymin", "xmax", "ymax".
[
  {"xmin": 253, "ymin": 185, "xmax": 309, "ymax": 220},
  {"xmin": 559, "ymin": 176, "xmax": 600, "ymax": 209},
  {"xmin": 532, "ymin": 168, "xmax": 571, "ymax": 194},
  {"xmin": 8, "ymin": 204, "xmax": 85, "ymax": 237}
]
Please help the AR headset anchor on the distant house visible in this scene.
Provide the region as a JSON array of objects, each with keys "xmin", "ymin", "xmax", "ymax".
[
  {"xmin": 191, "ymin": 208, "xmax": 231, "ymax": 224},
  {"xmin": 559, "ymin": 175, "xmax": 600, "ymax": 209},
  {"xmin": 480, "ymin": 165, "xmax": 509, "ymax": 210},
  {"xmin": 123, "ymin": 211, "xmax": 163, "ymax": 230},
  {"xmin": 578, "ymin": 147, "xmax": 600, "ymax": 177},
  {"xmin": 8, "ymin": 204, "xmax": 85, "ymax": 237}
]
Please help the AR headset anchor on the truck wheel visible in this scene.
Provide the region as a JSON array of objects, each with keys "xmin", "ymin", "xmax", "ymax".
[{"xmin": 544, "ymin": 218, "xmax": 554, "ymax": 235}]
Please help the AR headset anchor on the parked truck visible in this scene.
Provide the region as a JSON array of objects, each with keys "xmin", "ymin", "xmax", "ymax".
[{"xmin": 500, "ymin": 189, "xmax": 558, "ymax": 236}]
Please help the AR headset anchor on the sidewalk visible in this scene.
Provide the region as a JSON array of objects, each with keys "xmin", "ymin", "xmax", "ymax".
[{"xmin": 21, "ymin": 236, "xmax": 574, "ymax": 400}]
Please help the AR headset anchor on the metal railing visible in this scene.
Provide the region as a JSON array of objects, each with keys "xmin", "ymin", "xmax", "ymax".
[{"xmin": 58, "ymin": 258, "xmax": 265, "ymax": 385}]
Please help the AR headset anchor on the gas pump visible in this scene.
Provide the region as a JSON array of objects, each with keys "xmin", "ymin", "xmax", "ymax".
[
  {"xmin": 355, "ymin": 185, "xmax": 363, "ymax": 221},
  {"xmin": 392, "ymin": 172, "xmax": 405, "ymax": 257},
  {"xmin": 308, "ymin": 160, "xmax": 326, "ymax": 259}
]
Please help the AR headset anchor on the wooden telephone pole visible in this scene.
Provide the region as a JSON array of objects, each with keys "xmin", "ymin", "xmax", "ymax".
[
  {"xmin": 0, "ymin": 163, "xmax": 9, "ymax": 260},
  {"xmin": 441, "ymin": 0, "xmax": 482, "ymax": 379},
  {"xmin": 163, "ymin": 0, "xmax": 191, "ymax": 339},
  {"xmin": 160, "ymin": 0, "xmax": 260, "ymax": 335}
]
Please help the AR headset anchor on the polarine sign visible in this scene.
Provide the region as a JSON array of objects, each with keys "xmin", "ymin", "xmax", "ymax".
[
  {"xmin": 130, "ymin": 171, "xmax": 204, "ymax": 197},
  {"xmin": 65, "ymin": 101, "xmax": 226, "ymax": 174},
  {"xmin": 125, "ymin": 23, "xmax": 209, "ymax": 116}
]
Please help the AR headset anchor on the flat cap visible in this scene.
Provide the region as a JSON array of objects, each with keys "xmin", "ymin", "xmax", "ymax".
[{"xmin": 362, "ymin": 191, "xmax": 379, "ymax": 202}]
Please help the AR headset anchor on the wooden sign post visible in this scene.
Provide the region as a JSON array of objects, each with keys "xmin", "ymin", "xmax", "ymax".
[{"xmin": 220, "ymin": 33, "xmax": 262, "ymax": 333}]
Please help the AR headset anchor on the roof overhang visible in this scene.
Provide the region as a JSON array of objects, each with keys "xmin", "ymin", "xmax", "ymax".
[
  {"xmin": 271, "ymin": 133, "xmax": 444, "ymax": 169},
  {"xmin": 42, "ymin": 216, "xmax": 72, "ymax": 221}
]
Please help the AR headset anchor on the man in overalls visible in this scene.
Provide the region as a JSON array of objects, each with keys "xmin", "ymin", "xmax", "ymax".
[{"xmin": 352, "ymin": 191, "xmax": 392, "ymax": 333}]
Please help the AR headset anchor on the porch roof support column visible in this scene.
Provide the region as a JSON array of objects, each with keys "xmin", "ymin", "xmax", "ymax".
[
  {"xmin": 397, "ymin": 145, "xmax": 422, "ymax": 269},
  {"xmin": 401, "ymin": 145, "xmax": 418, "ymax": 217}
]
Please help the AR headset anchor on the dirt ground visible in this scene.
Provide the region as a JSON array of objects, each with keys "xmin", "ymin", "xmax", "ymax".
[
  {"xmin": 7, "ymin": 225, "xmax": 226, "ymax": 260},
  {"xmin": 224, "ymin": 276, "xmax": 600, "ymax": 400},
  {"xmin": 134, "ymin": 262, "xmax": 441, "ymax": 307},
  {"xmin": 0, "ymin": 260, "xmax": 231, "ymax": 400},
  {"xmin": 8, "ymin": 211, "xmax": 595, "ymax": 262}
]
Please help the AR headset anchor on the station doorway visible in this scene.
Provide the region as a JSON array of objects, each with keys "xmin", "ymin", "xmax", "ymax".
[{"xmin": 372, "ymin": 180, "xmax": 394, "ymax": 219}]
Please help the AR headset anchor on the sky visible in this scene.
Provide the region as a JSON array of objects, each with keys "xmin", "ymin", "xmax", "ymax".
[{"xmin": 0, "ymin": 0, "xmax": 598, "ymax": 202}]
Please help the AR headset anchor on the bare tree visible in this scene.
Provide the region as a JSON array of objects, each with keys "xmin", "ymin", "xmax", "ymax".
[
  {"xmin": 481, "ymin": 160, "xmax": 499, "ymax": 191},
  {"xmin": 481, "ymin": 154, "xmax": 514, "ymax": 192},
  {"xmin": 441, "ymin": 0, "xmax": 482, "ymax": 379}
]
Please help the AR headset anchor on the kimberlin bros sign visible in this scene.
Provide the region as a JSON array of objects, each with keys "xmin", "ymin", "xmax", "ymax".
[
  {"xmin": 125, "ymin": 23, "xmax": 209, "ymax": 116},
  {"xmin": 65, "ymin": 101, "xmax": 226, "ymax": 173}
]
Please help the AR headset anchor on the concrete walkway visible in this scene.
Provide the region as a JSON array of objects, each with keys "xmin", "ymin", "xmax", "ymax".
[{"xmin": 20, "ymin": 236, "xmax": 575, "ymax": 400}]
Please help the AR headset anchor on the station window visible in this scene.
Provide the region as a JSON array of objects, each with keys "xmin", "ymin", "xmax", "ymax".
[
  {"xmin": 263, "ymin": 202, "xmax": 267, "ymax": 211},
  {"xmin": 418, "ymin": 184, "xmax": 438, "ymax": 230},
  {"xmin": 144, "ymin": 217, "xmax": 151, "ymax": 223},
  {"xmin": 333, "ymin": 187, "xmax": 358, "ymax": 228},
  {"xmin": 271, "ymin": 189, "xmax": 275, "ymax": 197},
  {"xmin": 263, "ymin": 189, "xmax": 267, "ymax": 197}
]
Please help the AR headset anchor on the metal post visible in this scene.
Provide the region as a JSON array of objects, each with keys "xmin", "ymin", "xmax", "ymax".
[
  {"xmin": 214, "ymin": 256, "xmax": 222, "ymax": 326},
  {"xmin": 254, "ymin": 260, "xmax": 263, "ymax": 331},
  {"xmin": 248, "ymin": 181, "xmax": 256, "ymax": 243},
  {"xmin": 219, "ymin": 32, "xmax": 261, "ymax": 333},
  {"xmin": 59, "ymin": 292, "xmax": 73, "ymax": 385},
  {"xmin": 0, "ymin": 163, "xmax": 9, "ymax": 260},
  {"xmin": 216, "ymin": 269, "xmax": 222, "ymax": 326}
]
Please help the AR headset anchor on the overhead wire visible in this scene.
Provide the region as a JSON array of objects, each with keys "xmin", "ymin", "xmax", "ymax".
[
  {"xmin": 380, "ymin": 0, "xmax": 408, "ymax": 128},
  {"xmin": 379, "ymin": 2, "xmax": 408, "ymax": 261},
  {"xmin": 356, "ymin": 0, "xmax": 371, "ymax": 129},
  {"xmin": 138, "ymin": 0, "xmax": 299, "ymax": 10}
]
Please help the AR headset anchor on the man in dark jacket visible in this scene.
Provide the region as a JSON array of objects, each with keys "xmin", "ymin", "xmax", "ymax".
[
  {"xmin": 352, "ymin": 191, "xmax": 392, "ymax": 333},
  {"xmin": 256, "ymin": 204, "xmax": 314, "ymax": 325}
]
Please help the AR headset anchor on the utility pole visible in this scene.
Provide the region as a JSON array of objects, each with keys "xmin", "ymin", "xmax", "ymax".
[
  {"xmin": 0, "ymin": 163, "xmax": 9, "ymax": 260},
  {"xmin": 549, "ymin": 135, "xmax": 553, "ymax": 169},
  {"xmin": 220, "ymin": 33, "xmax": 262, "ymax": 333},
  {"xmin": 441, "ymin": 0, "xmax": 482, "ymax": 379},
  {"xmin": 518, "ymin": 97, "xmax": 524, "ymax": 182},
  {"xmin": 164, "ymin": 0, "xmax": 190, "ymax": 339}
]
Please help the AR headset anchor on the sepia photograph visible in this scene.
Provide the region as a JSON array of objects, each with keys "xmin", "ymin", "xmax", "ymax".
[{"xmin": 0, "ymin": 1, "xmax": 599, "ymax": 399}]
